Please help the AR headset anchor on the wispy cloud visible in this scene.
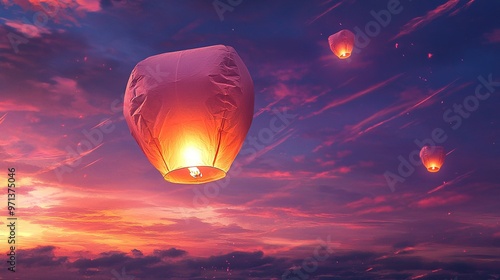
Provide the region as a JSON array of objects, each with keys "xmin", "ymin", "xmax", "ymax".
[
  {"xmin": 427, "ymin": 170, "xmax": 475, "ymax": 194},
  {"xmin": 484, "ymin": 28, "xmax": 500, "ymax": 44},
  {"xmin": 392, "ymin": 0, "xmax": 461, "ymax": 40},
  {"xmin": 303, "ymin": 74, "xmax": 403, "ymax": 119},
  {"xmin": 415, "ymin": 193, "xmax": 469, "ymax": 208},
  {"xmin": 3, "ymin": 0, "xmax": 101, "ymax": 13},
  {"xmin": 307, "ymin": 0, "xmax": 345, "ymax": 25},
  {"xmin": 357, "ymin": 205, "xmax": 395, "ymax": 215},
  {"xmin": 241, "ymin": 129, "xmax": 295, "ymax": 165},
  {"xmin": 0, "ymin": 113, "xmax": 7, "ymax": 125},
  {"xmin": 449, "ymin": 0, "xmax": 475, "ymax": 16},
  {"xmin": 351, "ymin": 80, "xmax": 456, "ymax": 137},
  {"xmin": 2, "ymin": 76, "xmax": 108, "ymax": 118},
  {"xmin": 1, "ymin": 18, "xmax": 52, "ymax": 37},
  {"xmin": 0, "ymin": 100, "xmax": 40, "ymax": 112}
]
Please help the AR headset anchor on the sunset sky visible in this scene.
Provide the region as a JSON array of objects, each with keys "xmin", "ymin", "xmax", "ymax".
[{"xmin": 1, "ymin": 0, "xmax": 500, "ymax": 279}]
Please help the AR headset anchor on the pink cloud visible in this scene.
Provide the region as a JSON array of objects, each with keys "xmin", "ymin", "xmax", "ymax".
[
  {"xmin": 312, "ymin": 135, "xmax": 336, "ymax": 153},
  {"xmin": 311, "ymin": 170, "xmax": 339, "ymax": 179},
  {"xmin": 2, "ymin": 0, "xmax": 101, "ymax": 28},
  {"xmin": 240, "ymin": 164, "xmax": 351, "ymax": 180},
  {"xmin": 336, "ymin": 150, "xmax": 351, "ymax": 158},
  {"xmin": 3, "ymin": 76, "xmax": 109, "ymax": 119},
  {"xmin": 359, "ymin": 161, "xmax": 374, "ymax": 168},
  {"xmin": 240, "ymin": 129, "xmax": 295, "ymax": 165},
  {"xmin": 267, "ymin": 66, "xmax": 310, "ymax": 83},
  {"xmin": 427, "ymin": 170, "xmax": 475, "ymax": 194},
  {"xmin": 26, "ymin": 0, "xmax": 100, "ymax": 12},
  {"xmin": 338, "ymin": 166, "xmax": 351, "ymax": 173},
  {"xmin": 357, "ymin": 206, "xmax": 395, "ymax": 215},
  {"xmin": 171, "ymin": 19, "xmax": 203, "ymax": 40},
  {"xmin": 253, "ymin": 85, "xmax": 289, "ymax": 118},
  {"xmin": 392, "ymin": 0, "xmax": 461, "ymax": 40},
  {"xmin": 0, "ymin": 117, "xmax": 70, "ymax": 167},
  {"xmin": 337, "ymin": 81, "xmax": 459, "ymax": 143},
  {"xmin": 307, "ymin": 0, "xmax": 345, "ymax": 25},
  {"xmin": 0, "ymin": 100, "xmax": 40, "ymax": 112},
  {"xmin": 449, "ymin": 0, "xmax": 475, "ymax": 16},
  {"xmin": 3, "ymin": 18, "xmax": 51, "ymax": 37},
  {"xmin": 484, "ymin": 29, "xmax": 500, "ymax": 44},
  {"xmin": 0, "ymin": 113, "xmax": 6, "ymax": 125},
  {"xmin": 394, "ymin": 246, "xmax": 415, "ymax": 255},
  {"xmin": 415, "ymin": 194, "xmax": 469, "ymax": 208},
  {"xmin": 253, "ymin": 83, "xmax": 325, "ymax": 118},
  {"xmin": 303, "ymin": 74, "xmax": 403, "ymax": 119},
  {"xmin": 316, "ymin": 158, "xmax": 335, "ymax": 167},
  {"xmin": 355, "ymin": 82, "xmax": 452, "ymax": 132},
  {"xmin": 292, "ymin": 155, "xmax": 305, "ymax": 163},
  {"xmin": 347, "ymin": 196, "xmax": 387, "ymax": 209},
  {"xmin": 399, "ymin": 119, "xmax": 419, "ymax": 129},
  {"xmin": 240, "ymin": 170, "xmax": 296, "ymax": 179}
]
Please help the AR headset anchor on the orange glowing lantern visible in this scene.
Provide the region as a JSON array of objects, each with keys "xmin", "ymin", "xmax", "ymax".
[
  {"xmin": 419, "ymin": 146, "xmax": 445, "ymax": 173},
  {"xmin": 123, "ymin": 45, "xmax": 254, "ymax": 184},
  {"xmin": 328, "ymin": 29, "xmax": 355, "ymax": 59}
]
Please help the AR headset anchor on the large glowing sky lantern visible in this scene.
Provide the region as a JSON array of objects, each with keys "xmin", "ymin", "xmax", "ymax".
[
  {"xmin": 328, "ymin": 29, "xmax": 355, "ymax": 59},
  {"xmin": 124, "ymin": 45, "xmax": 254, "ymax": 184},
  {"xmin": 419, "ymin": 146, "xmax": 446, "ymax": 173}
]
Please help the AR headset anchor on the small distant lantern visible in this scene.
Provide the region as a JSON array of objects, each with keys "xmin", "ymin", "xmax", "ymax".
[
  {"xmin": 419, "ymin": 146, "xmax": 445, "ymax": 172},
  {"xmin": 328, "ymin": 29, "xmax": 355, "ymax": 59},
  {"xmin": 123, "ymin": 45, "xmax": 254, "ymax": 184}
]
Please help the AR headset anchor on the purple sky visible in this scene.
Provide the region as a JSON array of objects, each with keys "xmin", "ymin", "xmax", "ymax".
[{"xmin": 1, "ymin": 0, "xmax": 500, "ymax": 279}]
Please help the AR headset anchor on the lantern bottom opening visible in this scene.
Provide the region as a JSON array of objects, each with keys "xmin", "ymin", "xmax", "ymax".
[
  {"xmin": 164, "ymin": 166, "xmax": 226, "ymax": 184},
  {"xmin": 427, "ymin": 166, "xmax": 440, "ymax": 172},
  {"xmin": 339, "ymin": 53, "xmax": 351, "ymax": 59}
]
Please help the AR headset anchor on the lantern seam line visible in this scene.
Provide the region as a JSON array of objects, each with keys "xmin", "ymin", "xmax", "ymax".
[
  {"xmin": 212, "ymin": 109, "xmax": 228, "ymax": 166},
  {"xmin": 175, "ymin": 51, "xmax": 182, "ymax": 106},
  {"xmin": 145, "ymin": 124, "xmax": 170, "ymax": 173}
]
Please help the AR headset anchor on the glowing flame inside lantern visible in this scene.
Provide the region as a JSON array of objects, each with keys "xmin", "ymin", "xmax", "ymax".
[
  {"xmin": 428, "ymin": 165, "xmax": 439, "ymax": 172},
  {"xmin": 339, "ymin": 51, "xmax": 349, "ymax": 58},
  {"xmin": 188, "ymin": 167, "xmax": 202, "ymax": 178},
  {"xmin": 183, "ymin": 146, "xmax": 202, "ymax": 164},
  {"xmin": 184, "ymin": 147, "xmax": 203, "ymax": 178}
]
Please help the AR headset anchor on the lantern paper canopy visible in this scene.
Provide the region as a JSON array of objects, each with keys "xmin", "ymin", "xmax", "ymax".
[
  {"xmin": 419, "ymin": 146, "xmax": 445, "ymax": 173},
  {"xmin": 123, "ymin": 45, "xmax": 254, "ymax": 184},
  {"xmin": 328, "ymin": 29, "xmax": 355, "ymax": 59}
]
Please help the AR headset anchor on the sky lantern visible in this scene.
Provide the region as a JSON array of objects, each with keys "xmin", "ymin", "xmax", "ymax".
[
  {"xmin": 123, "ymin": 45, "xmax": 254, "ymax": 184},
  {"xmin": 328, "ymin": 29, "xmax": 355, "ymax": 59},
  {"xmin": 419, "ymin": 146, "xmax": 445, "ymax": 172}
]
